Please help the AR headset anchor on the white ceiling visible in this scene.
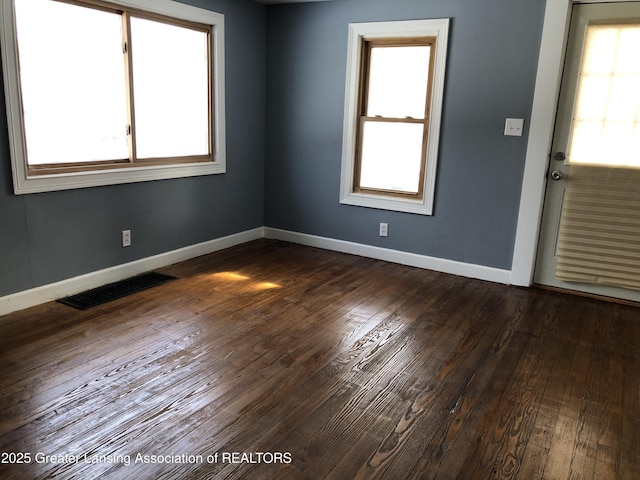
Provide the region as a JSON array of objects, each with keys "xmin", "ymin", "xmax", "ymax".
[{"xmin": 254, "ymin": 0, "xmax": 335, "ymax": 4}]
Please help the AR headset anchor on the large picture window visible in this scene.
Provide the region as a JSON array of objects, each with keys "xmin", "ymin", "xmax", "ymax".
[
  {"xmin": 0, "ymin": 0, "xmax": 225, "ymax": 194},
  {"xmin": 340, "ymin": 20, "xmax": 449, "ymax": 215}
]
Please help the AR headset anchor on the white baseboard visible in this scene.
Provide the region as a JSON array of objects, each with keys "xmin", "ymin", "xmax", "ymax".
[
  {"xmin": 264, "ymin": 227, "xmax": 512, "ymax": 285},
  {"xmin": 0, "ymin": 227, "xmax": 265, "ymax": 317},
  {"xmin": 0, "ymin": 225, "xmax": 513, "ymax": 317}
]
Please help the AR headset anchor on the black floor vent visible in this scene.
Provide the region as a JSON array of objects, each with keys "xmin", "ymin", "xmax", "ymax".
[{"xmin": 58, "ymin": 272, "xmax": 176, "ymax": 310}]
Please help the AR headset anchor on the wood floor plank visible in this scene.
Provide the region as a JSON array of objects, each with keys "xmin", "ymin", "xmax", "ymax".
[
  {"xmin": 0, "ymin": 239, "xmax": 638, "ymax": 479},
  {"xmin": 346, "ymin": 286, "xmax": 516, "ymax": 480},
  {"xmin": 516, "ymin": 337, "xmax": 577, "ymax": 480},
  {"xmin": 402, "ymin": 288, "xmax": 536, "ymax": 480}
]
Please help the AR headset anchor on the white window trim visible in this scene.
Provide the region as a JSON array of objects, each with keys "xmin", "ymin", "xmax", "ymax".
[
  {"xmin": 339, "ymin": 19, "xmax": 449, "ymax": 215},
  {"xmin": 0, "ymin": 0, "xmax": 226, "ymax": 194}
]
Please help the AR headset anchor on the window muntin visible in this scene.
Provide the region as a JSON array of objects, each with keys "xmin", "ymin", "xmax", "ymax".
[{"xmin": 355, "ymin": 39, "xmax": 434, "ymax": 198}]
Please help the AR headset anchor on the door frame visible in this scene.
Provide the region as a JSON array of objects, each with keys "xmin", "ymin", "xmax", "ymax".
[{"xmin": 510, "ymin": 0, "xmax": 640, "ymax": 286}]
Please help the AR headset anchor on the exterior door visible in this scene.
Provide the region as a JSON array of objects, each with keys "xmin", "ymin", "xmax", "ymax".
[{"xmin": 534, "ymin": 2, "xmax": 640, "ymax": 302}]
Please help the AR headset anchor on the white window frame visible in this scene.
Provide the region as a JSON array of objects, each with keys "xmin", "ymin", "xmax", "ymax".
[
  {"xmin": 339, "ymin": 19, "xmax": 449, "ymax": 215},
  {"xmin": 0, "ymin": 0, "xmax": 226, "ymax": 194}
]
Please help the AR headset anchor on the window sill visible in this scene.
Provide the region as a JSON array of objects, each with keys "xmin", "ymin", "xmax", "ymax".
[
  {"xmin": 11, "ymin": 160, "xmax": 226, "ymax": 194},
  {"xmin": 340, "ymin": 191, "xmax": 434, "ymax": 215}
]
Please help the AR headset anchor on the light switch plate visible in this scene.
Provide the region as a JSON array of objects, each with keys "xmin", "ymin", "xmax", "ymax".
[{"xmin": 504, "ymin": 118, "xmax": 524, "ymax": 137}]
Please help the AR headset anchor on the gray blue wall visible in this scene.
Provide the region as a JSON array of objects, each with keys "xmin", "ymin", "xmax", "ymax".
[
  {"xmin": 0, "ymin": 0, "xmax": 266, "ymax": 297},
  {"xmin": 264, "ymin": 0, "xmax": 546, "ymax": 270},
  {"xmin": 0, "ymin": 0, "xmax": 548, "ymax": 300}
]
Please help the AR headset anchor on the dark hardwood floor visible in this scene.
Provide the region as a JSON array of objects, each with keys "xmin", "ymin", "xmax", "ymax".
[{"xmin": 0, "ymin": 239, "xmax": 638, "ymax": 479}]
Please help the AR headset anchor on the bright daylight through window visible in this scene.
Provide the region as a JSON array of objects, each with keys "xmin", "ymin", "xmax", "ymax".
[
  {"xmin": 357, "ymin": 41, "xmax": 433, "ymax": 195},
  {"xmin": 0, "ymin": 0, "xmax": 225, "ymax": 194},
  {"xmin": 569, "ymin": 23, "xmax": 640, "ymax": 166},
  {"xmin": 340, "ymin": 19, "xmax": 449, "ymax": 216}
]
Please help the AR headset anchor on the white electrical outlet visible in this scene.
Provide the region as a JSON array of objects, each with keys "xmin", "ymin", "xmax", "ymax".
[
  {"xmin": 122, "ymin": 229, "xmax": 131, "ymax": 247},
  {"xmin": 504, "ymin": 118, "xmax": 524, "ymax": 137},
  {"xmin": 379, "ymin": 223, "xmax": 388, "ymax": 237}
]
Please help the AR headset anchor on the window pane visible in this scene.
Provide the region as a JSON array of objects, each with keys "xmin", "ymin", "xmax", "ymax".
[
  {"xmin": 366, "ymin": 45, "xmax": 431, "ymax": 119},
  {"xmin": 581, "ymin": 27, "xmax": 618, "ymax": 75},
  {"xmin": 130, "ymin": 17, "xmax": 210, "ymax": 159},
  {"xmin": 14, "ymin": 0, "xmax": 129, "ymax": 165},
  {"xmin": 569, "ymin": 24, "xmax": 640, "ymax": 166},
  {"xmin": 359, "ymin": 121, "xmax": 424, "ymax": 193},
  {"xmin": 575, "ymin": 76, "xmax": 610, "ymax": 120}
]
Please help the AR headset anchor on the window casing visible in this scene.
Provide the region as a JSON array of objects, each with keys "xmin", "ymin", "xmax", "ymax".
[
  {"xmin": 340, "ymin": 19, "xmax": 449, "ymax": 215},
  {"xmin": 0, "ymin": 0, "xmax": 225, "ymax": 194}
]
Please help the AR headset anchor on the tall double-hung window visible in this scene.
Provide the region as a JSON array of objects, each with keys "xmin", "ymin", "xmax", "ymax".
[
  {"xmin": 0, "ymin": 0, "xmax": 225, "ymax": 194},
  {"xmin": 340, "ymin": 19, "xmax": 449, "ymax": 215}
]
